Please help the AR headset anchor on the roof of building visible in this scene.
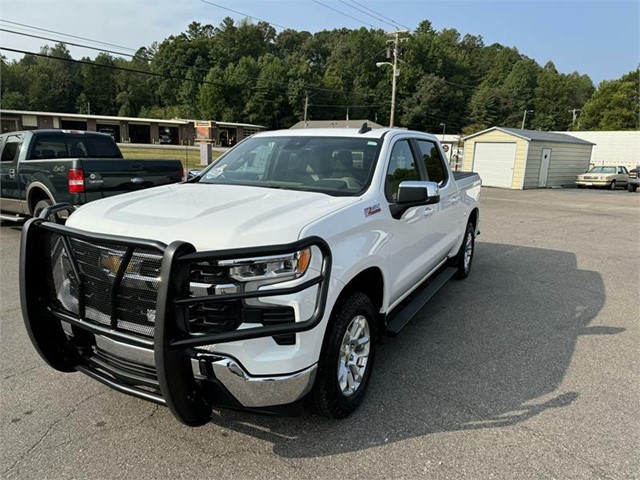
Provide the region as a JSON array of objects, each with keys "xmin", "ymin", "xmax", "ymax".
[
  {"xmin": 289, "ymin": 119, "xmax": 384, "ymax": 129},
  {"xmin": 1, "ymin": 110, "xmax": 272, "ymax": 130},
  {"xmin": 1, "ymin": 109, "xmax": 190, "ymax": 125},
  {"xmin": 463, "ymin": 126, "xmax": 595, "ymax": 145}
]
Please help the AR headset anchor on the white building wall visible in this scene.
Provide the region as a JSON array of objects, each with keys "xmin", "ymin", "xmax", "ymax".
[{"xmin": 555, "ymin": 131, "xmax": 640, "ymax": 169}]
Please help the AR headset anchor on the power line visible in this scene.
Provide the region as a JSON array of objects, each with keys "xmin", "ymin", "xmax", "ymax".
[
  {"xmin": 310, "ymin": 0, "xmax": 376, "ymax": 29},
  {"xmin": 0, "ymin": 18, "xmax": 139, "ymax": 52},
  {"xmin": 0, "ymin": 46, "xmax": 286, "ymax": 96},
  {"xmin": 199, "ymin": 0, "xmax": 289, "ymax": 29},
  {"xmin": 336, "ymin": 0, "xmax": 397, "ymax": 30},
  {"xmin": 0, "ymin": 25, "xmax": 375, "ymax": 99},
  {"xmin": 310, "ymin": 103, "xmax": 388, "ymax": 107},
  {"xmin": 0, "ymin": 28, "xmax": 146, "ymax": 60},
  {"xmin": 0, "ymin": 46, "xmax": 377, "ymax": 102},
  {"xmin": 347, "ymin": 0, "xmax": 412, "ymax": 31}
]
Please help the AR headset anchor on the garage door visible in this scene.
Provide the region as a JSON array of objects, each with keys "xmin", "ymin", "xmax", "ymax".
[{"xmin": 472, "ymin": 142, "xmax": 517, "ymax": 188}]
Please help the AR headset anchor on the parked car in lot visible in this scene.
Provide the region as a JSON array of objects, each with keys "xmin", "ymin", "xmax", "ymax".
[
  {"xmin": 575, "ymin": 165, "xmax": 629, "ymax": 190},
  {"xmin": 20, "ymin": 126, "xmax": 481, "ymax": 425},
  {"xmin": 0, "ymin": 129, "xmax": 184, "ymax": 221},
  {"xmin": 627, "ymin": 166, "xmax": 639, "ymax": 192}
]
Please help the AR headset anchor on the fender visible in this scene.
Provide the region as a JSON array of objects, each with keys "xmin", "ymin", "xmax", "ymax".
[{"xmin": 26, "ymin": 181, "xmax": 56, "ymax": 214}]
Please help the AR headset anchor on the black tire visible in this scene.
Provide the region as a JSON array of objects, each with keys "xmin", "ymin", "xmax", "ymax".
[
  {"xmin": 576, "ymin": 185, "xmax": 585, "ymax": 189},
  {"xmin": 33, "ymin": 199, "xmax": 53, "ymax": 218},
  {"xmin": 629, "ymin": 184, "xmax": 638, "ymax": 192},
  {"xmin": 609, "ymin": 180, "xmax": 616, "ymax": 190},
  {"xmin": 451, "ymin": 221, "xmax": 475, "ymax": 280},
  {"xmin": 311, "ymin": 291, "xmax": 377, "ymax": 419}
]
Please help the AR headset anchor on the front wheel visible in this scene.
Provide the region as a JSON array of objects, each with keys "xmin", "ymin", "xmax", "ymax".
[
  {"xmin": 311, "ymin": 291, "xmax": 376, "ymax": 419},
  {"xmin": 629, "ymin": 184, "xmax": 638, "ymax": 192}
]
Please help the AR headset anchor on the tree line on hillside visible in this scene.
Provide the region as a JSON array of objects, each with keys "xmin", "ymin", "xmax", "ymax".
[{"xmin": 1, "ymin": 19, "xmax": 638, "ymax": 133}]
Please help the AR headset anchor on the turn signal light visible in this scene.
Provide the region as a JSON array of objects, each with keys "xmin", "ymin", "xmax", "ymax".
[{"xmin": 68, "ymin": 168, "xmax": 85, "ymax": 193}]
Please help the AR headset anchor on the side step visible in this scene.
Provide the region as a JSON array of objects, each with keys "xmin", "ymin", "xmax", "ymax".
[
  {"xmin": 0, "ymin": 213, "xmax": 25, "ymax": 222},
  {"xmin": 386, "ymin": 267, "xmax": 457, "ymax": 337}
]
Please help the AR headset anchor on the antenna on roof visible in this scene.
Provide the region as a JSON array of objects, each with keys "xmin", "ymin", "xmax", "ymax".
[{"xmin": 358, "ymin": 122, "xmax": 372, "ymax": 134}]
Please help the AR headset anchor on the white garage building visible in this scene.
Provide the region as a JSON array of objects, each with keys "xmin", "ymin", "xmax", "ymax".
[{"xmin": 462, "ymin": 127, "xmax": 594, "ymax": 189}]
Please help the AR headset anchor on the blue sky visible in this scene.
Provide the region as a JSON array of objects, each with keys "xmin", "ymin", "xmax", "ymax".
[{"xmin": 1, "ymin": 0, "xmax": 638, "ymax": 85}]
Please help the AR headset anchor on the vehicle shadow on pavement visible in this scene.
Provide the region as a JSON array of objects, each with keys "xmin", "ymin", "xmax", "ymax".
[{"xmin": 207, "ymin": 241, "xmax": 623, "ymax": 458}]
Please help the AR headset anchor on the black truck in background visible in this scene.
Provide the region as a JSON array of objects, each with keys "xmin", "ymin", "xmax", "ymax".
[{"xmin": 0, "ymin": 130, "xmax": 184, "ymax": 220}]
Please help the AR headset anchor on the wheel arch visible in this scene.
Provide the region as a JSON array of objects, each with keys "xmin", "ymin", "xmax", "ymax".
[
  {"xmin": 332, "ymin": 266, "xmax": 386, "ymax": 338},
  {"xmin": 26, "ymin": 182, "xmax": 55, "ymax": 215},
  {"xmin": 468, "ymin": 207, "xmax": 479, "ymax": 233}
]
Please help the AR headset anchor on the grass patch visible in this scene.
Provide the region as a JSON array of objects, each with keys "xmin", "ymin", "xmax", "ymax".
[{"xmin": 119, "ymin": 145, "xmax": 221, "ymax": 171}]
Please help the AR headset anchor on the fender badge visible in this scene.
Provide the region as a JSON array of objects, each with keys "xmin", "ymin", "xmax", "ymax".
[{"xmin": 364, "ymin": 203, "xmax": 381, "ymax": 217}]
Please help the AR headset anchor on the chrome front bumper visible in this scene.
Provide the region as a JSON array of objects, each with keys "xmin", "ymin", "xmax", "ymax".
[
  {"xmin": 91, "ymin": 330, "xmax": 316, "ymax": 409},
  {"xmin": 575, "ymin": 180, "xmax": 610, "ymax": 186}
]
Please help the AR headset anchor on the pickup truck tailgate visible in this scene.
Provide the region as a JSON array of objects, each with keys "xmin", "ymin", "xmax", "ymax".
[{"xmin": 82, "ymin": 159, "xmax": 183, "ymax": 202}]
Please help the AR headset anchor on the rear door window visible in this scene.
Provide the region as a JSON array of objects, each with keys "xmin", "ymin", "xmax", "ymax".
[
  {"xmin": 416, "ymin": 140, "xmax": 448, "ymax": 185},
  {"xmin": 28, "ymin": 136, "xmax": 69, "ymax": 159}
]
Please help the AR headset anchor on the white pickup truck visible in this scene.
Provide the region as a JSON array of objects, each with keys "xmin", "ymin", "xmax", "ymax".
[{"xmin": 20, "ymin": 125, "xmax": 481, "ymax": 426}]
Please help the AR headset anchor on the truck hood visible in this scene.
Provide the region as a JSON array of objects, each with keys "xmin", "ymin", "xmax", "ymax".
[{"xmin": 66, "ymin": 183, "xmax": 359, "ymax": 250}]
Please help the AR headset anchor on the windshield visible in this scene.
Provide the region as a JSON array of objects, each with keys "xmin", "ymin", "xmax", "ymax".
[
  {"xmin": 196, "ymin": 136, "xmax": 381, "ymax": 196},
  {"xmin": 588, "ymin": 166, "xmax": 616, "ymax": 174}
]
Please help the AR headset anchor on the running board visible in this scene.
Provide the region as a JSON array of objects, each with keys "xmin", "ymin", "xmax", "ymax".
[
  {"xmin": 385, "ymin": 267, "xmax": 457, "ymax": 337},
  {"xmin": 0, "ymin": 213, "xmax": 25, "ymax": 222}
]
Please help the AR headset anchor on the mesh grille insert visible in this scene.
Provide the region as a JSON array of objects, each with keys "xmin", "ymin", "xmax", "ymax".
[{"xmin": 44, "ymin": 231, "xmax": 163, "ymax": 339}]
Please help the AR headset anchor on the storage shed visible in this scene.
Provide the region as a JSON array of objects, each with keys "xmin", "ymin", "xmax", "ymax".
[{"xmin": 462, "ymin": 127, "xmax": 594, "ymax": 189}]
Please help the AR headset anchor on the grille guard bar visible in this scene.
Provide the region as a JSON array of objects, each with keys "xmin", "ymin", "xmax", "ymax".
[{"xmin": 20, "ymin": 210, "xmax": 332, "ymax": 426}]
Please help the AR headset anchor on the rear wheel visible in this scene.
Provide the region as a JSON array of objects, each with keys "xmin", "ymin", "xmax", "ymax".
[
  {"xmin": 311, "ymin": 291, "xmax": 376, "ymax": 419},
  {"xmin": 451, "ymin": 221, "xmax": 475, "ymax": 280},
  {"xmin": 609, "ymin": 180, "xmax": 617, "ymax": 190},
  {"xmin": 33, "ymin": 199, "xmax": 53, "ymax": 218},
  {"xmin": 629, "ymin": 184, "xmax": 638, "ymax": 192}
]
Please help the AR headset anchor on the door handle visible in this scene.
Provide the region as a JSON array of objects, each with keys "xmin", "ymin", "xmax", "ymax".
[
  {"xmin": 422, "ymin": 207, "xmax": 434, "ymax": 217},
  {"xmin": 450, "ymin": 194, "xmax": 460, "ymax": 203},
  {"xmin": 8, "ymin": 169, "xmax": 15, "ymax": 179}
]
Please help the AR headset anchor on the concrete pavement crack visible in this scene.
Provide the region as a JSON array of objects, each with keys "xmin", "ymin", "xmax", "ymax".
[
  {"xmin": 2, "ymin": 391, "xmax": 106, "ymax": 477},
  {"xmin": 515, "ymin": 423, "xmax": 616, "ymax": 480},
  {"xmin": 2, "ymin": 364, "xmax": 44, "ymax": 380}
]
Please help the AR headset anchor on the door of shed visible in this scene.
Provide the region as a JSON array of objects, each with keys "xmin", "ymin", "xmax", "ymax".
[
  {"xmin": 538, "ymin": 148, "xmax": 552, "ymax": 187},
  {"xmin": 472, "ymin": 142, "xmax": 517, "ymax": 188}
]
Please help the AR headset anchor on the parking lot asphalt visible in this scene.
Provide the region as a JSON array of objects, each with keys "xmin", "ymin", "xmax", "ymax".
[{"xmin": 1, "ymin": 187, "xmax": 639, "ymax": 480}]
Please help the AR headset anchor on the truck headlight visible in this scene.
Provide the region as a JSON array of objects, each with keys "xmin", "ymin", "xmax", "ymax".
[{"xmin": 219, "ymin": 248, "xmax": 312, "ymax": 282}]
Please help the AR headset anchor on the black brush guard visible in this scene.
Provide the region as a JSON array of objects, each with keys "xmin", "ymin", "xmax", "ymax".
[{"xmin": 20, "ymin": 204, "xmax": 331, "ymax": 426}]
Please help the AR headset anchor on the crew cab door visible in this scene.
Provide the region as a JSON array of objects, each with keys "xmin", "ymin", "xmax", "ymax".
[
  {"xmin": 0, "ymin": 133, "xmax": 25, "ymax": 213},
  {"xmin": 413, "ymin": 139, "xmax": 464, "ymax": 260},
  {"xmin": 383, "ymin": 138, "xmax": 441, "ymax": 304}
]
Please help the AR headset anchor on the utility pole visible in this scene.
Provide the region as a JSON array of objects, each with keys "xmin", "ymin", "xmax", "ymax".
[
  {"xmin": 521, "ymin": 109, "xmax": 533, "ymax": 129},
  {"xmin": 303, "ymin": 94, "xmax": 309, "ymax": 128},
  {"xmin": 87, "ymin": 101, "xmax": 91, "ymax": 115},
  {"xmin": 568, "ymin": 108, "xmax": 581, "ymax": 128},
  {"xmin": 377, "ymin": 30, "xmax": 409, "ymax": 128},
  {"xmin": 439, "ymin": 122, "xmax": 446, "ymax": 141}
]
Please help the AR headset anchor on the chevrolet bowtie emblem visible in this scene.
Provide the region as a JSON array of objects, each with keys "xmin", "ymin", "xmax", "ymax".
[{"xmin": 99, "ymin": 254, "xmax": 139, "ymax": 275}]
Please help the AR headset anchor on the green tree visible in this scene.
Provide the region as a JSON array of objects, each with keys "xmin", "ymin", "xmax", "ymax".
[{"xmin": 578, "ymin": 69, "xmax": 639, "ymax": 130}]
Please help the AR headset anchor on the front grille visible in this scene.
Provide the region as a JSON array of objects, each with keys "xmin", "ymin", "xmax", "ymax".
[{"xmin": 44, "ymin": 231, "xmax": 163, "ymax": 339}]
